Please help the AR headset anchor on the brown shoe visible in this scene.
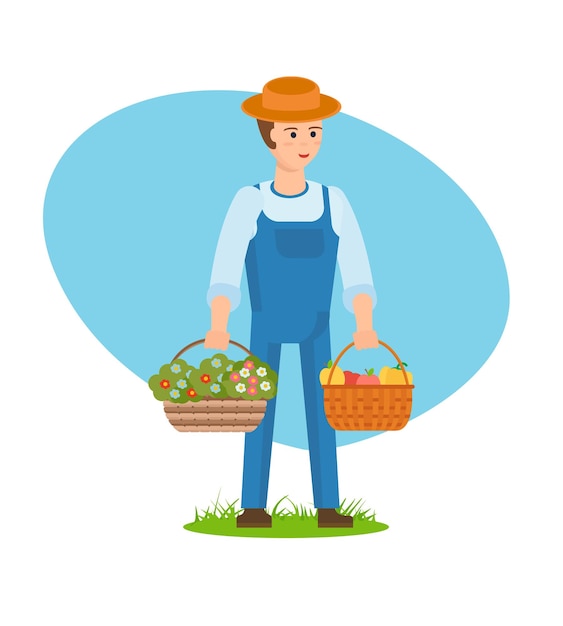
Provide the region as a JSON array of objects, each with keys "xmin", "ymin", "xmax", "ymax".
[
  {"xmin": 317, "ymin": 508, "xmax": 353, "ymax": 528},
  {"xmin": 236, "ymin": 508, "xmax": 272, "ymax": 528}
]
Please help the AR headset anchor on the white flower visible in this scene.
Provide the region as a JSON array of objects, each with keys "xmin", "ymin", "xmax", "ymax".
[
  {"xmin": 240, "ymin": 368, "xmax": 251, "ymax": 378},
  {"xmin": 260, "ymin": 381, "xmax": 271, "ymax": 391},
  {"xmin": 235, "ymin": 383, "xmax": 246, "ymax": 393},
  {"xmin": 256, "ymin": 367, "xmax": 267, "ymax": 377}
]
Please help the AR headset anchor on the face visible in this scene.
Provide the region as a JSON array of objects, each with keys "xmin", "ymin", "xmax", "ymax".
[{"xmin": 269, "ymin": 121, "xmax": 323, "ymax": 171}]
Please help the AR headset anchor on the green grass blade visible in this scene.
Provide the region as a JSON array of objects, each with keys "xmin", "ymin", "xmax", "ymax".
[{"xmin": 184, "ymin": 493, "xmax": 388, "ymax": 538}]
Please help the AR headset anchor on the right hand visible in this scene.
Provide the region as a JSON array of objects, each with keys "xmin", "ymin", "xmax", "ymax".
[{"xmin": 204, "ymin": 329, "xmax": 230, "ymax": 351}]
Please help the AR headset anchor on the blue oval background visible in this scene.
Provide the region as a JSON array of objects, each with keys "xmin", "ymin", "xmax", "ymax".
[{"xmin": 43, "ymin": 90, "xmax": 510, "ymax": 449}]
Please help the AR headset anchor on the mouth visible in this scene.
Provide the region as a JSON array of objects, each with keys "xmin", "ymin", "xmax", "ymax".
[{"xmin": 298, "ymin": 153, "xmax": 310, "ymax": 159}]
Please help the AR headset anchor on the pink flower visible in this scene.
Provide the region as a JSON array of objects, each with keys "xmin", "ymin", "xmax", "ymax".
[
  {"xmin": 229, "ymin": 372, "xmax": 241, "ymax": 382},
  {"xmin": 243, "ymin": 360, "xmax": 255, "ymax": 370},
  {"xmin": 247, "ymin": 387, "xmax": 257, "ymax": 396},
  {"xmin": 248, "ymin": 376, "xmax": 258, "ymax": 385}
]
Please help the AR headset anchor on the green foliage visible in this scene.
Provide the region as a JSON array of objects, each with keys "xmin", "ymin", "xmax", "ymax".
[
  {"xmin": 148, "ymin": 359, "xmax": 195, "ymax": 403},
  {"xmin": 148, "ymin": 352, "xmax": 279, "ymax": 403}
]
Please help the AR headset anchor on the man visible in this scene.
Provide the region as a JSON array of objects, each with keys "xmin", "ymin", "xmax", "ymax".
[{"xmin": 205, "ymin": 77, "xmax": 378, "ymax": 528}]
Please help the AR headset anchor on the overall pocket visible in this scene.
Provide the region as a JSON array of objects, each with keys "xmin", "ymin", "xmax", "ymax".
[{"xmin": 275, "ymin": 228, "xmax": 324, "ymax": 258}]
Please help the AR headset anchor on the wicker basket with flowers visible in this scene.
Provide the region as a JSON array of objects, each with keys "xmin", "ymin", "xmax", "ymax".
[{"xmin": 148, "ymin": 339, "xmax": 277, "ymax": 432}]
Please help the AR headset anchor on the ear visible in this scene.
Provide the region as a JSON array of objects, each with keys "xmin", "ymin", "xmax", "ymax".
[{"xmin": 269, "ymin": 126, "xmax": 278, "ymax": 147}]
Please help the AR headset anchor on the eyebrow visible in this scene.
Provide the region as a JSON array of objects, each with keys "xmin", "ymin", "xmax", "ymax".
[{"xmin": 282, "ymin": 126, "xmax": 323, "ymax": 131}]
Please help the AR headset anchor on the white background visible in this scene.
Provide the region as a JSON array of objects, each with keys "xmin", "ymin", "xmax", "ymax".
[{"xmin": 1, "ymin": 2, "xmax": 561, "ymax": 624}]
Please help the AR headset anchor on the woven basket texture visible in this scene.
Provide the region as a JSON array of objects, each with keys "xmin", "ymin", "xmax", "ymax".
[
  {"xmin": 323, "ymin": 384, "xmax": 412, "ymax": 431},
  {"xmin": 164, "ymin": 398, "xmax": 267, "ymax": 432}
]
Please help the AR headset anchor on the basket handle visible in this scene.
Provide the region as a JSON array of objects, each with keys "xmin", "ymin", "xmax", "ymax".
[
  {"xmin": 171, "ymin": 338, "xmax": 252, "ymax": 362},
  {"xmin": 327, "ymin": 340, "xmax": 410, "ymax": 385}
]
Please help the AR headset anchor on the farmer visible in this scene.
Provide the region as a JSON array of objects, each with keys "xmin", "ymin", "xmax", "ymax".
[{"xmin": 205, "ymin": 77, "xmax": 378, "ymax": 528}]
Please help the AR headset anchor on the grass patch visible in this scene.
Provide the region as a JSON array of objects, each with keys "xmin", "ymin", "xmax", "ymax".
[{"xmin": 183, "ymin": 493, "xmax": 389, "ymax": 538}]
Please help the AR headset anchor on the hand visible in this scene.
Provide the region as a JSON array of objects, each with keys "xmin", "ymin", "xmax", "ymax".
[
  {"xmin": 204, "ymin": 329, "xmax": 230, "ymax": 351},
  {"xmin": 353, "ymin": 329, "xmax": 379, "ymax": 350}
]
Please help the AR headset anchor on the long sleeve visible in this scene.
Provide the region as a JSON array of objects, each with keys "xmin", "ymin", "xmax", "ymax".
[
  {"xmin": 207, "ymin": 186, "xmax": 263, "ymax": 311},
  {"xmin": 329, "ymin": 186, "xmax": 377, "ymax": 312}
]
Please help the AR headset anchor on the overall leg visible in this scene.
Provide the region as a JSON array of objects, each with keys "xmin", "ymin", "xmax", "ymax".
[
  {"xmin": 241, "ymin": 334, "xmax": 281, "ymax": 509},
  {"xmin": 300, "ymin": 316, "xmax": 340, "ymax": 509}
]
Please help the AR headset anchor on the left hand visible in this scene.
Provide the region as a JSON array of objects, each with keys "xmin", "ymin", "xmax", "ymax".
[{"xmin": 353, "ymin": 329, "xmax": 379, "ymax": 350}]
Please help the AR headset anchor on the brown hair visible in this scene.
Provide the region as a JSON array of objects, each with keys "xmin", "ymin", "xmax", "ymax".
[{"xmin": 257, "ymin": 119, "xmax": 276, "ymax": 149}]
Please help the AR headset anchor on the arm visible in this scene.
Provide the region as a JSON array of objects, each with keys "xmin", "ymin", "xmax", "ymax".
[
  {"xmin": 204, "ymin": 186, "xmax": 261, "ymax": 350},
  {"xmin": 352, "ymin": 293, "xmax": 379, "ymax": 350},
  {"xmin": 330, "ymin": 187, "xmax": 379, "ymax": 350},
  {"xmin": 204, "ymin": 295, "xmax": 231, "ymax": 350}
]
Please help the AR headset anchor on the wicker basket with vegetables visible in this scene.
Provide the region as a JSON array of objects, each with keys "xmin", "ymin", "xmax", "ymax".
[{"xmin": 321, "ymin": 340, "xmax": 414, "ymax": 431}]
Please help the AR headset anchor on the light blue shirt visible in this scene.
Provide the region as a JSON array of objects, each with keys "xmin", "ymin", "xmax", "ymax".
[{"xmin": 207, "ymin": 180, "xmax": 376, "ymax": 312}]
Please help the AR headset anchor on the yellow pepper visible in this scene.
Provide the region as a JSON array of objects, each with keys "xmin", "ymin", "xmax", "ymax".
[{"xmin": 379, "ymin": 362, "xmax": 413, "ymax": 385}]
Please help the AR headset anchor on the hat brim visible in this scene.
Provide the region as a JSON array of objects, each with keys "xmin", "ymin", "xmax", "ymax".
[{"xmin": 241, "ymin": 93, "xmax": 341, "ymax": 122}]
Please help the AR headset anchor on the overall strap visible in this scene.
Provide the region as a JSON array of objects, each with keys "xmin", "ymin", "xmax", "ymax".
[
  {"xmin": 322, "ymin": 185, "xmax": 329, "ymax": 212},
  {"xmin": 321, "ymin": 185, "xmax": 332, "ymax": 224}
]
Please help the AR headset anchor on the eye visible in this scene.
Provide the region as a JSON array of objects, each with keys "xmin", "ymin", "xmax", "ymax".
[
  {"xmin": 290, "ymin": 131, "xmax": 297, "ymax": 138},
  {"xmin": 310, "ymin": 131, "xmax": 316, "ymax": 138}
]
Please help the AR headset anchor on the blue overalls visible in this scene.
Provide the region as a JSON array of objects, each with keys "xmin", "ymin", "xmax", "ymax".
[{"xmin": 242, "ymin": 183, "xmax": 340, "ymax": 509}]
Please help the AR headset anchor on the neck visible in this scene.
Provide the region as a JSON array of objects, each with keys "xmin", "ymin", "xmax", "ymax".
[{"xmin": 273, "ymin": 165, "xmax": 306, "ymax": 196}]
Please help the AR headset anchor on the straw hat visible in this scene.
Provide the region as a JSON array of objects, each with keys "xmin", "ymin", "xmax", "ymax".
[{"xmin": 241, "ymin": 77, "xmax": 341, "ymax": 123}]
